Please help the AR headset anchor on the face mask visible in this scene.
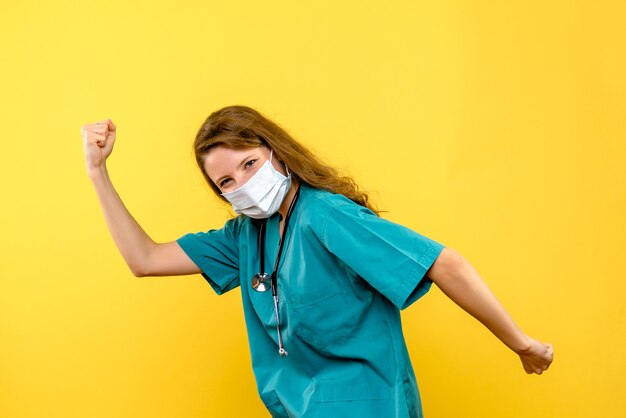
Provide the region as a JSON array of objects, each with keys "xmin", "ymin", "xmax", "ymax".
[{"xmin": 221, "ymin": 150, "xmax": 292, "ymax": 219}]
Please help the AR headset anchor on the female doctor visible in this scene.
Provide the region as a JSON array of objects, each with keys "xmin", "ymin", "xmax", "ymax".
[{"xmin": 81, "ymin": 105, "xmax": 554, "ymax": 418}]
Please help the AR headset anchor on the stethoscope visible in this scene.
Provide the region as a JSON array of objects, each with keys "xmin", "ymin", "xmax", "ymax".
[{"xmin": 251, "ymin": 184, "xmax": 301, "ymax": 357}]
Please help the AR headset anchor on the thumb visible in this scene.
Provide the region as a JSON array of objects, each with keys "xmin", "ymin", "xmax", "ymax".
[{"xmin": 106, "ymin": 118, "xmax": 116, "ymax": 131}]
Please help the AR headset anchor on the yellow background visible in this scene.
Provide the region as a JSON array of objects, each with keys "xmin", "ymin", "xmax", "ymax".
[{"xmin": 1, "ymin": 1, "xmax": 624, "ymax": 417}]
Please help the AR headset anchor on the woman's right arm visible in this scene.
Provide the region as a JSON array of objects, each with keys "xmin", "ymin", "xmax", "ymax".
[{"xmin": 81, "ymin": 119, "xmax": 201, "ymax": 277}]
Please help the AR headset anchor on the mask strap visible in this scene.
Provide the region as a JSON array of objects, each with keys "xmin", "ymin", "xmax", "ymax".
[{"xmin": 269, "ymin": 149, "xmax": 290, "ymax": 176}]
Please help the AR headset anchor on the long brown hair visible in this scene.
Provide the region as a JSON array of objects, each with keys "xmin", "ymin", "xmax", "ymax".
[{"xmin": 192, "ymin": 105, "xmax": 379, "ymax": 215}]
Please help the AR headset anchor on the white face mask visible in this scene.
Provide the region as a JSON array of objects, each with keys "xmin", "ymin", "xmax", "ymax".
[{"xmin": 221, "ymin": 150, "xmax": 292, "ymax": 219}]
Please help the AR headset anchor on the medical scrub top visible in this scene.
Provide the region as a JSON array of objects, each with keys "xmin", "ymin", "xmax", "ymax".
[{"xmin": 176, "ymin": 183, "xmax": 445, "ymax": 418}]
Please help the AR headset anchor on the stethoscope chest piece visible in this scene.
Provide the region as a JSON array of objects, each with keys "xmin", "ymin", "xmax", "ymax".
[{"xmin": 251, "ymin": 272, "xmax": 271, "ymax": 292}]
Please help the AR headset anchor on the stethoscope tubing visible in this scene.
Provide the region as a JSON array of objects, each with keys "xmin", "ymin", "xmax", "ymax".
[{"xmin": 252, "ymin": 184, "xmax": 301, "ymax": 356}]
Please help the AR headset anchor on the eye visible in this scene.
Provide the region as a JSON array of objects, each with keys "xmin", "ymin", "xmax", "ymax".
[
  {"xmin": 219, "ymin": 178, "xmax": 231, "ymax": 187},
  {"xmin": 245, "ymin": 159, "xmax": 257, "ymax": 168}
]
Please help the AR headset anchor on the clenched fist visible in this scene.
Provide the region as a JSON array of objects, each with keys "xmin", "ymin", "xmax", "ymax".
[
  {"xmin": 518, "ymin": 337, "xmax": 554, "ymax": 375},
  {"xmin": 80, "ymin": 119, "xmax": 117, "ymax": 173}
]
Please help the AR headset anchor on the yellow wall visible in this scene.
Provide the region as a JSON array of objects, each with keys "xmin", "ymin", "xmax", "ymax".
[{"xmin": 1, "ymin": 1, "xmax": 624, "ymax": 417}]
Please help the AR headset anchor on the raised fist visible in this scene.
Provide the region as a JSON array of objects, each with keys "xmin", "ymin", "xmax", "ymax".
[{"xmin": 81, "ymin": 119, "xmax": 117, "ymax": 172}]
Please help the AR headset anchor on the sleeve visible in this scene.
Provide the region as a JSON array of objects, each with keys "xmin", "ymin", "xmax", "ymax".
[
  {"xmin": 318, "ymin": 203, "xmax": 445, "ymax": 310},
  {"xmin": 176, "ymin": 217, "xmax": 240, "ymax": 295}
]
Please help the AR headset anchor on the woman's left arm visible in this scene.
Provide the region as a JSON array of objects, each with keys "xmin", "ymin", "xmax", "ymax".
[{"xmin": 427, "ymin": 247, "xmax": 554, "ymax": 375}]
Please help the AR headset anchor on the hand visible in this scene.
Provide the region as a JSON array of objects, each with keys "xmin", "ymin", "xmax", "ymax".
[
  {"xmin": 80, "ymin": 119, "xmax": 117, "ymax": 173},
  {"xmin": 517, "ymin": 336, "xmax": 554, "ymax": 375}
]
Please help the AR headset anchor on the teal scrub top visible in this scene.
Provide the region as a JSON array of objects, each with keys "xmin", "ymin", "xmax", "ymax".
[{"xmin": 176, "ymin": 183, "xmax": 445, "ymax": 418}]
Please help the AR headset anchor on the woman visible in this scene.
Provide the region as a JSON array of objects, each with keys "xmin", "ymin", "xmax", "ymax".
[{"xmin": 81, "ymin": 105, "xmax": 553, "ymax": 418}]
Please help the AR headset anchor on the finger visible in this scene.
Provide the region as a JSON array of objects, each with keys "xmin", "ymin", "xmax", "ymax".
[
  {"xmin": 522, "ymin": 362, "xmax": 532, "ymax": 374},
  {"xmin": 92, "ymin": 125, "xmax": 109, "ymax": 135},
  {"xmin": 81, "ymin": 125, "xmax": 98, "ymax": 136},
  {"xmin": 88, "ymin": 134, "xmax": 106, "ymax": 146},
  {"xmin": 92, "ymin": 120, "xmax": 111, "ymax": 128},
  {"xmin": 82, "ymin": 124, "xmax": 104, "ymax": 137}
]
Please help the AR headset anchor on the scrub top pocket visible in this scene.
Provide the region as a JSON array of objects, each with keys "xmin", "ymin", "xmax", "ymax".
[
  {"xmin": 304, "ymin": 379, "xmax": 394, "ymax": 418},
  {"xmin": 288, "ymin": 283, "xmax": 358, "ymax": 351}
]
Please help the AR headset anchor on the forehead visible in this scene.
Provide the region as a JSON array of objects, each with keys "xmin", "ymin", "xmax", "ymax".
[{"xmin": 203, "ymin": 145, "xmax": 267, "ymax": 180}]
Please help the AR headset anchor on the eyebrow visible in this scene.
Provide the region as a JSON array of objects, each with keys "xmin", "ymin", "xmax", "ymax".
[{"xmin": 214, "ymin": 153, "xmax": 258, "ymax": 185}]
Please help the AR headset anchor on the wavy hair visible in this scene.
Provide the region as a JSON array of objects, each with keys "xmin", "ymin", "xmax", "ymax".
[{"xmin": 192, "ymin": 105, "xmax": 379, "ymax": 215}]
